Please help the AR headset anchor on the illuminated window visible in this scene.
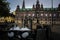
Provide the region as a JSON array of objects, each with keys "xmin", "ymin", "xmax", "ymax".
[
  {"xmin": 24, "ymin": 14, "xmax": 26, "ymax": 16},
  {"xmin": 49, "ymin": 14, "xmax": 52, "ymax": 16},
  {"xmin": 28, "ymin": 14, "xmax": 31, "ymax": 16},
  {"xmin": 41, "ymin": 14, "xmax": 43, "ymax": 16},
  {"xmin": 45, "ymin": 14, "xmax": 48, "ymax": 16},
  {"xmin": 32, "ymin": 14, "xmax": 34, "ymax": 16},
  {"xmin": 53, "ymin": 14, "xmax": 56, "ymax": 16}
]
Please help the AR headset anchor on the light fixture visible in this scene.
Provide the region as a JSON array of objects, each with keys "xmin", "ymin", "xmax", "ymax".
[
  {"xmin": 45, "ymin": 14, "xmax": 48, "ymax": 16},
  {"xmin": 41, "ymin": 14, "xmax": 43, "ymax": 16},
  {"xmin": 32, "ymin": 14, "xmax": 34, "ymax": 17},
  {"xmin": 22, "ymin": 32, "xmax": 29, "ymax": 38},
  {"xmin": 8, "ymin": 32, "xmax": 14, "ymax": 37}
]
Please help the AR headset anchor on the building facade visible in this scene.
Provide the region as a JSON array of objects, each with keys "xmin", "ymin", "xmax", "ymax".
[{"xmin": 13, "ymin": 0, "xmax": 60, "ymax": 33}]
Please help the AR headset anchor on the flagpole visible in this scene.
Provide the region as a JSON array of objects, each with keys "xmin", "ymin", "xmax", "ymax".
[
  {"xmin": 51, "ymin": 0, "xmax": 53, "ymax": 9},
  {"xmin": 51, "ymin": 0, "xmax": 53, "ymax": 27}
]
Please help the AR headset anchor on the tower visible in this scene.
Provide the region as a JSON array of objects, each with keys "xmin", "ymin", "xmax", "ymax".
[
  {"xmin": 32, "ymin": 4, "xmax": 35, "ymax": 11},
  {"xmin": 36, "ymin": 0, "xmax": 40, "ymax": 11},
  {"xmin": 58, "ymin": 4, "xmax": 60, "ymax": 11},
  {"xmin": 35, "ymin": 0, "xmax": 40, "ymax": 23},
  {"xmin": 22, "ymin": 0, "xmax": 25, "ymax": 9},
  {"xmin": 15, "ymin": 5, "xmax": 20, "ymax": 25},
  {"xmin": 41, "ymin": 4, "xmax": 43, "ymax": 10},
  {"xmin": 15, "ymin": 5, "xmax": 20, "ymax": 12}
]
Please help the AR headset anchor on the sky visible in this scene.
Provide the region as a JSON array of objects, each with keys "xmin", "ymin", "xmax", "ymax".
[{"xmin": 7, "ymin": 0, "xmax": 60, "ymax": 12}]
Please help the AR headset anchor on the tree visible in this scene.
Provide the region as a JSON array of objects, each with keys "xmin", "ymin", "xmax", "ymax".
[{"xmin": 0, "ymin": 0, "xmax": 10, "ymax": 17}]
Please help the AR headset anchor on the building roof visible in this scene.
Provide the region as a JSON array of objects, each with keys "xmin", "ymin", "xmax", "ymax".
[{"xmin": 18, "ymin": 8, "xmax": 58, "ymax": 12}]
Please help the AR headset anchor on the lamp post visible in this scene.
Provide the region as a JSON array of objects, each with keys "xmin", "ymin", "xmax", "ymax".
[
  {"xmin": 51, "ymin": 0, "xmax": 53, "ymax": 9},
  {"xmin": 23, "ymin": 14, "xmax": 26, "ymax": 28},
  {"xmin": 35, "ymin": 11, "xmax": 39, "ymax": 23},
  {"xmin": 28, "ymin": 14, "xmax": 32, "ymax": 30}
]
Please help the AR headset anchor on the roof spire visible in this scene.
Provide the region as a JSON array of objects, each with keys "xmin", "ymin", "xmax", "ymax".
[
  {"xmin": 41, "ymin": 4, "xmax": 43, "ymax": 10},
  {"xmin": 22, "ymin": 0, "xmax": 25, "ymax": 9},
  {"xmin": 58, "ymin": 3, "xmax": 60, "ymax": 10},
  {"xmin": 36, "ymin": 0, "xmax": 40, "ymax": 11},
  {"xmin": 32, "ymin": 4, "xmax": 35, "ymax": 11},
  {"xmin": 37, "ymin": 0, "xmax": 39, "ymax": 4},
  {"xmin": 41, "ymin": 4, "xmax": 43, "ymax": 8},
  {"xmin": 16, "ymin": 5, "xmax": 20, "ymax": 12}
]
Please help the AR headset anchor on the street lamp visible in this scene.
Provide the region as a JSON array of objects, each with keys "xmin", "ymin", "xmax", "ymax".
[
  {"xmin": 35, "ymin": 11, "xmax": 39, "ymax": 23},
  {"xmin": 28, "ymin": 14, "xmax": 32, "ymax": 30},
  {"xmin": 22, "ymin": 14, "xmax": 26, "ymax": 28}
]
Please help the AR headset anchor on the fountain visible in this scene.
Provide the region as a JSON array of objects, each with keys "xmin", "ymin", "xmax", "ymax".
[
  {"xmin": 8, "ymin": 16, "xmax": 31, "ymax": 39},
  {"xmin": 9, "ymin": 24, "xmax": 30, "ymax": 31}
]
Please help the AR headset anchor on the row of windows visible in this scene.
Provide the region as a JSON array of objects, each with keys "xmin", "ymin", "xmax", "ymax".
[
  {"xmin": 15, "ymin": 20, "xmax": 60, "ymax": 25},
  {"xmin": 16, "ymin": 13, "xmax": 60, "ymax": 17},
  {"xmin": 33, "ymin": 21, "xmax": 60, "ymax": 24},
  {"xmin": 15, "ymin": 17, "xmax": 59, "ymax": 21},
  {"xmin": 29, "ymin": 13, "xmax": 56, "ymax": 17},
  {"xmin": 15, "ymin": 18, "xmax": 60, "ymax": 21}
]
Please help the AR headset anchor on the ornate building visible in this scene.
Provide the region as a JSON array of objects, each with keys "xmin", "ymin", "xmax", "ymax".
[{"xmin": 13, "ymin": 0, "xmax": 60, "ymax": 33}]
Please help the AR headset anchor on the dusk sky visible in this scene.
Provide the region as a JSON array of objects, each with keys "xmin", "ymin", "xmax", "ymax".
[{"xmin": 7, "ymin": 0, "xmax": 60, "ymax": 12}]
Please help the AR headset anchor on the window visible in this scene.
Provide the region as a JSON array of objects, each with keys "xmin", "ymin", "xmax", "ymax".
[
  {"xmin": 45, "ymin": 14, "xmax": 48, "ymax": 16},
  {"xmin": 28, "ymin": 14, "xmax": 31, "ymax": 16},
  {"xmin": 32, "ymin": 14, "xmax": 35, "ymax": 16},
  {"xmin": 53, "ymin": 14, "xmax": 56, "ymax": 16},
  {"xmin": 49, "ymin": 14, "xmax": 52, "ymax": 16},
  {"xmin": 41, "ymin": 14, "xmax": 43, "ymax": 16}
]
